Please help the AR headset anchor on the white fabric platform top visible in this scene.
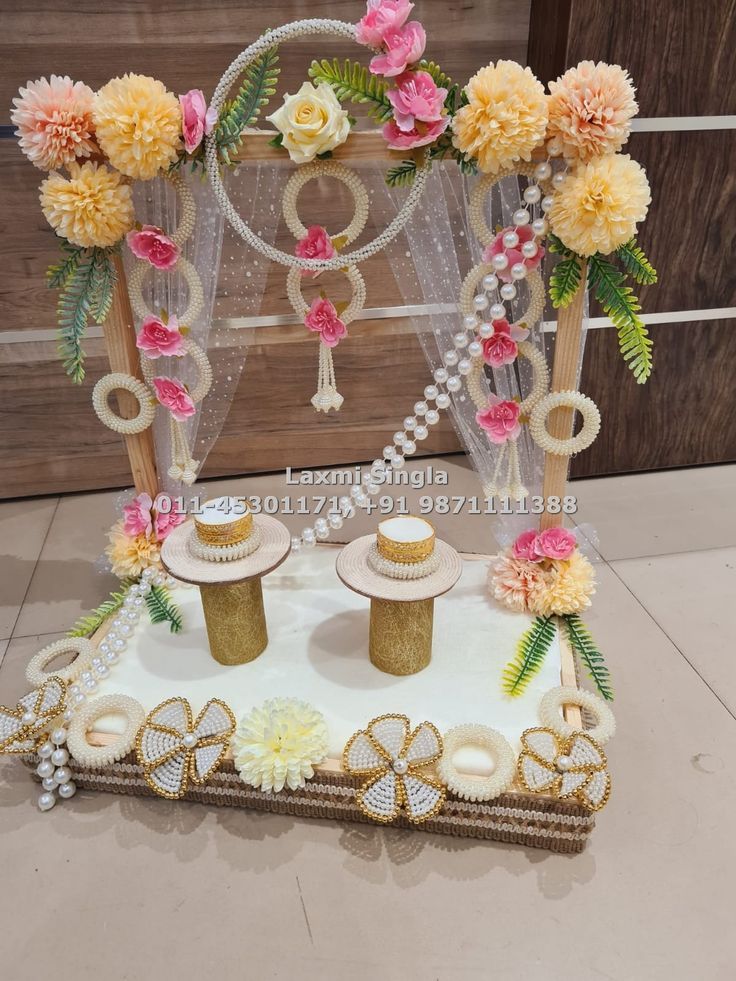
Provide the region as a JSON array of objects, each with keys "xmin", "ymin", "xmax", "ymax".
[{"xmin": 93, "ymin": 546, "xmax": 562, "ymax": 764}]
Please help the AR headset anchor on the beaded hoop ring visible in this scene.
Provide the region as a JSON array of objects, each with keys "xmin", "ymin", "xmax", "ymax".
[
  {"xmin": 25, "ymin": 638, "xmax": 96, "ymax": 689},
  {"xmin": 92, "ymin": 373, "xmax": 156, "ymax": 435},
  {"xmin": 128, "ymin": 255, "xmax": 204, "ymax": 325},
  {"xmin": 205, "ymin": 19, "xmax": 429, "ymax": 272},
  {"xmin": 539, "ymin": 686, "xmax": 616, "ymax": 745},
  {"xmin": 286, "ymin": 264, "xmax": 367, "ymax": 325},
  {"xmin": 466, "ymin": 339, "xmax": 549, "ymax": 417},
  {"xmin": 366, "ymin": 542, "xmax": 442, "ymax": 580},
  {"xmin": 529, "ymin": 390, "xmax": 601, "ymax": 455},
  {"xmin": 189, "ymin": 526, "xmax": 263, "ymax": 562},
  {"xmin": 166, "ymin": 171, "xmax": 197, "ymax": 248},
  {"xmin": 460, "ymin": 264, "xmax": 546, "ymax": 330},
  {"xmin": 283, "ymin": 161, "xmax": 369, "ymax": 244},
  {"xmin": 468, "ymin": 164, "xmax": 553, "ymax": 247},
  {"xmin": 140, "ymin": 338, "xmax": 213, "ymax": 404},
  {"xmin": 66, "ymin": 693, "xmax": 146, "ymax": 768},
  {"xmin": 437, "ymin": 724, "xmax": 516, "ymax": 802}
]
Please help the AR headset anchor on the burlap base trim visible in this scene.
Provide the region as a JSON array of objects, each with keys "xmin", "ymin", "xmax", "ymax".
[{"xmin": 24, "ymin": 754, "xmax": 594, "ymax": 853}]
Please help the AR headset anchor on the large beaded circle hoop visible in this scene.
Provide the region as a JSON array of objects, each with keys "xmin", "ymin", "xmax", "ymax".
[
  {"xmin": 437, "ymin": 724, "xmax": 516, "ymax": 802},
  {"xmin": 283, "ymin": 161, "xmax": 369, "ymax": 244},
  {"xmin": 67, "ymin": 693, "xmax": 146, "ymax": 768},
  {"xmin": 25, "ymin": 638, "xmax": 95, "ymax": 689},
  {"xmin": 466, "ymin": 340, "xmax": 549, "ymax": 416},
  {"xmin": 128, "ymin": 255, "xmax": 204, "ymax": 325},
  {"xmin": 92, "ymin": 373, "xmax": 156, "ymax": 435},
  {"xmin": 459, "ymin": 264, "xmax": 546, "ymax": 329},
  {"xmin": 538, "ymin": 686, "xmax": 616, "ymax": 745},
  {"xmin": 529, "ymin": 390, "xmax": 601, "ymax": 456},
  {"xmin": 286, "ymin": 265, "xmax": 366, "ymax": 325},
  {"xmin": 140, "ymin": 338, "xmax": 213, "ymax": 404},
  {"xmin": 205, "ymin": 19, "xmax": 429, "ymax": 272}
]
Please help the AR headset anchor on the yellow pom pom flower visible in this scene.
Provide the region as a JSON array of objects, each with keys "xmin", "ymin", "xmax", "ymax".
[
  {"xmin": 105, "ymin": 520, "xmax": 161, "ymax": 578},
  {"xmin": 528, "ymin": 550, "xmax": 596, "ymax": 617},
  {"xmin": 93, "ymin": 74, "xmax": 181, "ymax": 180},
  {"xmin": 451, "ymin": 61, "xmax": 548, "ymax": 174},
  {"xmin": 40, "ymin": 161, "xmax": 134, "ymax": 247},
  {"xmin": 548, "ymin": 154, "xmax": 651, "ymax": 257}
]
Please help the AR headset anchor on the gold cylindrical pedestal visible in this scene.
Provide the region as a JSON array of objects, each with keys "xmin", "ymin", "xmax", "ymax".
[
  {"xmin": 199, "ymin": 578, "xmax": 268, "ymax": 666},
  {"xmin": 369, "ymin": 597, "xmax": 434, "ymax": 676}
]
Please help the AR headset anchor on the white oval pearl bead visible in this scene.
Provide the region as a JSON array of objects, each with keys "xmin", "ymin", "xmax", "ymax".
[
  {"xmin": 42, "ymin": 776, "xmax": 57, "ymax": 792},
  {"xmin": 314, "ymin": 517, "xmax": 328, "ymax": 533},
  {"xmin": 552, "ymin": 172, "xmax": 566, "ymax": 188},
  {"xmin": 403, "ymin": 416, "xmax": 416, "ymax": 431},
  {"xmin": 424, "ymin": 385, "xmax": 439, "ymax": 401},
  {"xmin": 183, "ymin": 733, "xmax": 198, "ymax": 749},
  {"xmin": 414, "ymin": 401, "xmax": 428, "ymax": 416},
  {"xmin": 426, "ymin": 408, "xmax": 441, "ymax": 425},
  {"xmin": 462, "ymin": 316, "xmax": 477, "ymax": 334},
  {"xmin": 468, "ymin": 340, "xmax": 483, "ymax": 357},
  {"xmin": 532, "ymin": 218, "xmax": 548, "ymax": 236},
  {"xmin": 37, "ymin": 760, "xmax": 55, "ymax": 779},
  {"xmin": 446, "ymin": 376, "xmax": 461, "ymax": 392},
  {"xmin": 21, "ymin": 711, "xmax": 36, "ymax": 725},
  {"xmin": 500, "ymin": 284, "xmax": 517, "ymax": 300},
  {"xmin": 453, "ymin": 332, "xmax": 469, "ymax": 349},
  {"xmin": 118, "ymin": 623, "xmax": 132, "ymax": 637},
  {"xmin": 402, "ymin": 439, "xmax": 416, "ymax": 455},
  {"xmin": 481, "ymin": 274, "xmax": 498, "ymax": 292},
  {"xmin": 393, "ymin": 431, "xmax": 407, "ymax": 445},
  {"xmin": 433, "ymin": 367, "xmax": 449, "ymax": 384},
  {"xmin": 435, "ymin": 393, "xmax": 451, "ymax": 410},
  {"xmin": 513, "ymin": 208, "xmax": 530, "ymax": 225},
  {"xmin": 534, "ymin": 161, "xmax": 552, "ymax": 181},
  {"xmin": 443, "ymin": 349, "xmax": 459, "ymax": 366},
  {"xmin": 38, "ymin": 741, "xmax": 54, "ymax": 759},
  {"xmin": 390, "ymin": 454, "xmax": 405, "ymax": 469},
  {"xmin": 541, "ymin": 195, "xmax": 554, "ymax": 213},
  {"xmin": 457, "ymin": 358, "xmax": 472, "ymax": 375},
  {"xmin": 58, "ymin": 781, "xmax": 77, "ymax": 800},
  {"xmin": 302, "ymin": 527, "xmax": 316, "ymax": 543},
  {"xmin": 51, "ymin": 748, "xmax": 69, "ymax": 767},
  {"xmin": 105, "ymin": 651, "xmax": 119, "ymax": 664},
  {"xmin": 414, "ymin": 425, "xmax": 429, "ymax": 440},
  {"xmin": 328, "ymin": 513, "xmax": 343, "ymax": 530},
  {"xmin": 502, "ymin": 230, "xmax": 519, "ymax": 249},
  {"xmin": 521, "ymin": 240, "xmax": 539, "ymax": 258},
  {"xmin": 112, "ymin": 639, "xmax": 126, "ymax": 652},
  {"xmin": 290, "ymin": 536, "xmax": 302, "ymax": 553},
  {"xmin": 524, "ymin": 184, "xmax": 542, "ymax": 204},
  {"xmin": 392, "ymin": 758, "xmax": 408, "ymax": 775},
  {"xmin": 510, "ymin": 263, "xmax": 527, "ymax": 280},
  {"xmin": 51, "ymin": 728, "xmax": 67, "ymax": 745},
  {"xmin": 38, "ymin": 792, "xmax": 56, "ymax": 812},
  {"xmin": 473, "ymin": 293, "xmax": 489, "ymax": 311},
  {"xmin": 54, "ymin": 766, "xmax": 72, "ymax": 785},
  {"xmin": 478, "ymin": 323, "xmax": 493, "ymax": 339},
  {"xmin": 490, "ymin": 303, "xmax": 506, "ymax": 320},
  {"xmin": 382, "ymin": 444, "xmax": 394, "ymax": 458},
  {"xmin": 491, "ymin": 253, "xmax": 509, "ymax": 271}
]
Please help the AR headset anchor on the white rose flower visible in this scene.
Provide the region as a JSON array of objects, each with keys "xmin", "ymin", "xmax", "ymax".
[{"xmin": 266, "ymin": 81, "xmax": 351, "ymax": 164}]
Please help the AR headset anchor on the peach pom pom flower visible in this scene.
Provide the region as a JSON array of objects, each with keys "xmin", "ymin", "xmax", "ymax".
[
  {"xmin": 488, "ymin": 552, "xmax": 552, "ymax": 614},
  {"xmin": 106, "ymin": 519, "xmax": 161, "ymax": 579},
  {"xmin": 11, "ymin": 75, "xmax": 97, "ymax": 172},
  {"xmin": 547, "ymin": 61, "xmax": 638, "ymax": 163},
  {"xmin": 548, "ymin": 154, "xmax": 651, "ymax": 257},
  {"xmin": 40, "ymin": 161, "xmax": 134, "ymax": 248},
  {"xmin": 451, "ymin": 61, "xmax": 548, "ymax": 174}
]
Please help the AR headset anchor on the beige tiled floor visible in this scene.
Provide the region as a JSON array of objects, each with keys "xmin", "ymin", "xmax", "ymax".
[{"xmin": 1, "ymin": 461, "xmax": 735, "ymax": 980}]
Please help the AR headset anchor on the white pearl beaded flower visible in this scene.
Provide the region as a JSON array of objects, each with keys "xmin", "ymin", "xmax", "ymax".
[
  {"xmin": 136, "ymin": 697, "xmax": 236, "ymax": 799},
  {"xmin": 343, "ymin": 714, "xmax": 446, "ymax": 824},
  {"xmin": 517, "ymin": 727, "xmax": 611, "ymax": 812},
  {"xmin": 0, "ymin": 679, "xmax": 67, "ymax": 754},
  {"xmin": 67, "ymin": 693, "xmax": 146, "ymax": 768}
]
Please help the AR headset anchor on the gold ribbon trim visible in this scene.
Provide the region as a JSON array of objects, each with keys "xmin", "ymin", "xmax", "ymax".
[
  {"xmin": 195, "ymin": 511, "xmax": 253, "ymax": 547},
  {"xmin": 377, "ymin": 527, "xmax": 435, "ymax": 565}
]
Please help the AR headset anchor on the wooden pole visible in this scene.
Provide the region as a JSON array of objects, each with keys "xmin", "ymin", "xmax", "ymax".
[
  {"xmin": 101, "ymin": 254, "xmax": 159, "ymax": 497},
  {"xmin": 539, "ymin": 261, "xmax": 588, "ymax": 531}
]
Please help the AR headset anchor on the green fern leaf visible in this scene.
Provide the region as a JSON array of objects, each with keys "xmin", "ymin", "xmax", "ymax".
[
  {"xmin": 549, "ymin": 255, "xmax": 583, "ymax": 308},
  {"xmin": 546, "ymin": 232, "xmax": 572, "ymax": 257},
  {"xmin": 615, "ymin": 238, "xmax": 658, "ymax": 285},
  {"xmin": 88, "ymin": 248, "xmax": 118, "ymax": 322},
  {"xmin": 564, "ymin": 614, "xmax": 615, "ymax": 701},
  {"xmin": 308, "ymin": 58, "xmax": 393, "ymax": 122},
  {"xmin": 386, "ymin": 159, "xmax": 418, "ymax": 187},
  {"xmin": 216, "ymin": 46, "xmax": 280, "ymax": 162},
  {"xmin": 47, "ymin": 240, "xmax": 86, "ymax": 289},
  {"xmin": 56, "ymin": 250, "xmax": 101, "ymax": 383},
  {"xmin": 502, "ymin": 616, "xmax": 556, "ymax": 697},
  {"xmin": 67, "ymin": 582, "xmax": 134, "ymax": 638},
  {"xmin": 417, "ymin": 59, "xmax": 453, "ymax": 90},
  {"xmin": 588, "ymin": 254, "xmax": 653, "ymax": 383},
  {"xmin": 146, "ymin": 584, "xmax": 183, "ymax": 634}
]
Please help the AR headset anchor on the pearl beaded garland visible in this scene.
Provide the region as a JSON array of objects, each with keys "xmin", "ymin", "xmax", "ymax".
[
  {"xmin": 366, "ymin": 542, "xmax": 442, "ymax": 580},
  {"xmin": 282, "ymin": 161, "xmax": 369, "ymax": 244},
  {"xmin": 92, "ymin": 373, "xmax": 156, "ymax": 435},
  {"xmin": 529, "ymin": 390, "xmax": 601, "ymax": 456},
  {"xmin": 286, "ymin": 263, "xmax": 366, "ymax": 325},
  {"xmin": 25, "ymin": 638, "xmax": 95, "ymax": 689},
  {"xmin": 139, "ymin": 337, "xmax": 213, "ymax": 404}
]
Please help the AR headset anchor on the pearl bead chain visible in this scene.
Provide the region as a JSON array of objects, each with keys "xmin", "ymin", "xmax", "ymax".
[
  {"xmin": 36, "ymin": 725, "xmax": 75, "ymax": 811},
  {"xmin": 166, "ymin": 171, "xmax": 197, "ymax": 249},
  {"xmin": 204, "ymin": 19, "xmax": 430, "ymax": 272},
  {"xmin": 282, "ymin": 161, "xmax": 370, "ymax": 245}
]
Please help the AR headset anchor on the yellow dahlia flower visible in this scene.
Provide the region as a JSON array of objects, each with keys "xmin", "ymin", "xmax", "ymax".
[
  {"xmin": 93, "ymin": 74, "xmax": 181, "ymax": 180},
  {"xmin": 528, "ymin": 551, "xmax": 596, "ymax": 617},
  {"xmin": 106, "ymin": 520, "xmax": 161, "ymax": 578},
  {"xmin": 40, "ymin": 161, "xmax": 134, "ymax": 247},
  {"xmin": 548, "ymin": 154, "xmax": 651, "ymax": 256},
  {"xmin": 451, "ymin": 61, "xmax": 548, "ymax": 174}
]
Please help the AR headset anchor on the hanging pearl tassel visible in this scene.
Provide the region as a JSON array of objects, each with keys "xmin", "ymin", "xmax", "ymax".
[
  {"xmin": 311, "ymin": 342, "xmax": 344, "ymax": 413},
  {"xmin": 167, "ymin": 415, "xmax": 199, "ymax": 484},
  {"xmin": 483, "ymin": 439, "xmax": 527, "ymax": 501}
]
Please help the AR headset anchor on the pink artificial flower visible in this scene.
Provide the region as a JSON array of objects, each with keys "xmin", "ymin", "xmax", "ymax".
[
  {"xmin": 304, "ymin": 297, "xmax": 347, "ymax": 348},
  {"xmin": 387, "ymin": 71, "xmax": 446, "ymax": 131},
  {"xmin": 126, "ymin": 225, "xmax": 180, "ymax": 270},
  {"xmin": 480, "ymin": 318, "xmax": 529, "ymax": 368},
  {"xmin": 535, "ymin": 527, "xmax": 577, "ymax": 561},
  {"xmin": 356, "ymin": 0, "xmax": 414, "ymax": 47},
  {"xmin": 153, "ymin": 493, "xmax": 187, "ymax": 541},
  {"xmin": 136, "ymin": 314, "xmax": 186, "ymax": 359},
  {"xmin": 179, "ymin": 89, "xmax": 217, "ymax": 154},
  {"xmin": 152, "ymin": 376, "xmax": 196, "ymax": 421},
  {"xmin": 122, "ymin": 492, "xmax": 154, "ymax": 537},
  {"xmin": 382, "ymin": 115, "xmax": 449, "ymax": 150},
  {"xmin": 295, "ymin": 225, "xmax": 336, "ymax": 278},
  {"xmin": 512, "ymin": 529, "xmax": 540, "ymax": 562},
  {"xmin": 482, "ymin": 225, "xmax": 545, "ymax": 283},
  {"xmin": 476, "ymin": 393, "xmax": 522, "ymax": 444},
  {"xmin": 370, "ymin": 22, "xmax": 426, "ymax": 77}
]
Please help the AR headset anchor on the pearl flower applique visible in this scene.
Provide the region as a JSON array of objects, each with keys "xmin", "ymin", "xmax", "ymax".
[
  {"xmin": 0, "ymin": 679, "xmax": 66, "ymax": 754},
  {"xmin": 231, "ymin": 698, "xmax": 329, "ymax": 793},
  {"xmin": 135, "ymin": 697, "xmax": 235, "ymax": 799},
  {"xmin": 517, "ymin": 727, "xmax": 611, "ymax": 812},
  {"xmin": 343, "ymin": 714, "xmax": 446, "ymax": 824}
]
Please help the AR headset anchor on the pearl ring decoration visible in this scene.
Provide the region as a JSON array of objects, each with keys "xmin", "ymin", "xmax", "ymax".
[
  {"xmin": 282, "ymin": 161, "xmax": 369, "ymax": 245},
  {"xmin": 25, "ymin": 637, "xmax": 96, "ymax": 689},
  {"xmin": 467, "ymin": 162, "xmax": 554, "ymax": 248},
  {"xmin": 92, "ymin": 372, "xmax": 157, "ymax": 435},
  {"xmin": 286, "ymin": 264, "xmax": 366, "ymax": 327},
  {"xmin": 529, "ymin": 390, "xmax": 602, "ymax": 456},
  {"xmin": 538, "ymin": 686, "xmax": 616, "ymax": 745},
  {"xmin": 66, "ymin": 693, "xmax": 146, "ymax": 768},
  {"xmin": 205, "ymin": 19, "xmax": 430, "ymax": 272},
  {"xmin": 437, "ymin": 724, "xmax": 517, "ymax": 802}
]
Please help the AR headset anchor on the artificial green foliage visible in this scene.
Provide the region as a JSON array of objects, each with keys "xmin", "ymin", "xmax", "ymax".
[
  {"xmin": 54, "ymin": 245, "xmax": 118, "ymax": 384},
  {"xmin": 47, "ymin": 239, "xmax": 85, "ymax": 289},
  {"xmin": 564, "ymin": 614, "xmax": 614, "ymax": 701},
  {"xmin": 428, "ymin": 130, "xmax": 478, "ymax": 175},
  {"xmin": 588, "ymin": 254, "xmax": 653, "ymax": 383},
  {"xmin": 216, "ymin": 46, "xmax": 280, "ymax": 163},
  {"xmin": 308, "ymin": 58, "xmax": 393, "ymax": 123},
  {"xmin": 386, "ymin": 159, "xmax": 419, "ymax": 187},
  {"xmin": 146, "ymin": 584, "xmax": 183, "ymax": 633},
  {"xmin": 417, "ymin": 59, "xmax": 453, "ymax": 92},
  {"xmin": 502, "ymin": 615, "xmax": 556, "ymax": 697},
  {"xmin": 546, "ymin": 232, "xmax": 572, "ymax": 257},
  {"xmin": 67, "ymin": 582, "xmax": 133, "ymax": 638},
  {"xmin": 549, "ymin": 255, "xmax": 583, "ymax": 308},
  {"xmin": 615, "ymin": 238, "xmax": 658, "ymax": 285}
]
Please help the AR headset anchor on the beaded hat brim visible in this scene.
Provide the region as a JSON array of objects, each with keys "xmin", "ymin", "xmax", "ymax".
[
  {"xmin": 336, "ymin": 534, "xmax": 462, "ymax": 602},
  {"xmin": 161, "ymin": 517, "xmax": 291, "ymax": 585}
]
